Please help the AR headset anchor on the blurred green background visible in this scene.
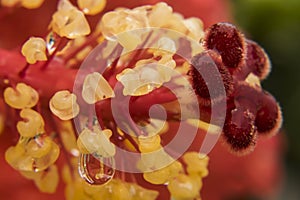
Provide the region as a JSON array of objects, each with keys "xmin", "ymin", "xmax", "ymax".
[{"xmin": 232, "ymin": 0, "xmax": 300, "ymax": 198}]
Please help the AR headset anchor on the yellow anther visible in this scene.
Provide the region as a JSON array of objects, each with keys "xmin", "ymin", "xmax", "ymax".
[
  {"xmin": 4, "ymin": 83, "xmax": 39, "ymax": 109},
  {"xmin": 21, "ymin": 0, "xmax": 44, "ymax": 9},
  {"xmin": 167, "ymin": 174, "xmax": 202, "ymax": 199},
  {"xmin": 147, "ymin": 3, "xmax": 173, "ymax": 27},
  {"xmin": 33, "ymin": 141, "xmax": 60, "ymax": 171},
  {"xmin": 131, "ymin": 184, "xmax": 159, "ymax": 200},
  {"xmin": 143, "ymin": 160, "xmax": 182, "ymax": 185},
  {"xmin": 110, "ymin": 181, "xmax": 131, "ymax": 200},
  {"xmin": 245, "ymin": 73, "xmax": 261, "ymax": 87},
  {"xmin": 152, "ymin": 37, "xmax": 177, "ymax": 57},
  {"xmin": 99, "ymin": 2, "xmax": 205, "ymax": 45},
  {"xmin": 76, "ymin": 136, "xmax": 90, "ymax": 154},
  {"xmin": 26, "ymin": 137, "xmax": 52, "ymax": 158},
  {"xmin": 116, "ymin": 62, "xmax": 171, "ymax": 96},
  {"xmin": 21, "ymin": 165, "xmax": 59, "ymax": 193},
  {"xmin": 35, "ymin": 165, "xmax": 59, "ymax": 193},
  {"xmin": 5, "ymin": 138, "xmax": 60, "ymax": 172},
  {"xmin": 59, "ymin": 121, "xmax": 79, "ymax": 156},
  {"xmin": 138, "ymin": 135, "xmax": 161, "ymax": 153},
  {"xmin": 65, "ymin": 181, "xmax": 87, "ymax": 200},
  {"xmin": 75, "ymin": 46, "xmax": 92, "ymax": 61},
  {"xmin": 17, "ymin": 108, "xmax": 45, "ymax": 137},
  {"xmin": 139, "ymin": 148, "xmax": 175, "ymax": 172},
  {"xmin": 99, "ymin": 8, "xmax": 148, "ymax": 40},
  {"xmin": 182, "ymin": 152, "xmax": 209, "ymax": 177},
  {"xmin": 49, "ymin": 90, "xmax": 80, "ymax": 120},
  {"xmin": 5, "ymin": 143, "xmax": 27, "ymax": 171},
  {"xmin": 82, "ymin": 72, "xmax": 115, "ymax": 104},
  {"xmin": 183, "ymin": 17, "xmax": 204, "ymax": 41},
  {"xmin": 139, "ymin": 119, "xmax": 169, "ymax": 137},
  {"xmin": 168, "ymin": 160, "xmax": 183, "ymax": 177},
  {"xmin": 77, "ymin": 127, "xmax": 115, "ymax": 157},
  {"xmin": 21, "ymin": 37, "xmax": 47, "ymax": 64},
  {"xmin": 77, "ymin": 0, "xmax": 106, "ymax": 15},
  {"xmin": 0, "ymin": 113, "xmax": 4, "ymax": 135},
  {"xmin": 1, "ymin": 0, "xmax": 20, "ymax": 7},
  {"xmin": 20, "ymin": 168, "xmax": 40, "ymax": 180},
  {"xmin": 50, "ymin": 0, "xmax": 91, "ymax": 39},
  {"xmin": 116, "ymin": 32, "xmax": 142, "ymax": 51},
  {"xmin": 85, "ymin": 183, "xmax": 107, "ymax": 199}
]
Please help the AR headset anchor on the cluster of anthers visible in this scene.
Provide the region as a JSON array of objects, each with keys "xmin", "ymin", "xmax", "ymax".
[{"xmin": 0, "ymin": 1, "xmax": 281, "ymax": 200}]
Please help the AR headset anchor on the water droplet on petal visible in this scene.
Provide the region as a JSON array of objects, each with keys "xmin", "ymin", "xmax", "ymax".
[
  {"xmin": 79, "ymin": 154, "xmax": 115, "ymax": 185},
  {"xmin": 46, "ymin": 32, "xmax": 59, "ymax": 55}
]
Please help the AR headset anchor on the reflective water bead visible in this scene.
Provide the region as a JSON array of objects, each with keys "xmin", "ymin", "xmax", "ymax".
[
  {"xmin": 46, "ymin": 32, "xmax": 59, "ymax": 55},
  {"xmin": 79, "ymin": 154, "xmax": 115, "ymax": 185},
  {"xmin": 4, "ymin": 83, "xmax": 39, "ymax": 109}
]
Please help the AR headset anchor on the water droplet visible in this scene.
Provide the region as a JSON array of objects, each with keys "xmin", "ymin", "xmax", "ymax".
[
  {"xmin": 46, "ymin": 32, "xmax": 58, "ymax": 55},
  {"xmin": 79, "ymin": 154, "xmax": 115, "ymax": 185}
]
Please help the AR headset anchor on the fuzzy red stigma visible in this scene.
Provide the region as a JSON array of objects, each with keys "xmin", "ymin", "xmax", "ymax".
[
  {"xmin": 223, "ymin": 106, "xmax": 257, "ymax": 155},
  {"xmin": 190, "ymin": 50, "xmax": 233, "ymax": 106},
  {"xmin": 255, "ymin": 91, "xmax": 282, "ymax": 136},
  {"xmin": 204, "ymin": 22, "xmax": 245, "ymax": 70},
  {"xmin": 246, "ymin": 39, "xmax": 271, "ymax": 80}
]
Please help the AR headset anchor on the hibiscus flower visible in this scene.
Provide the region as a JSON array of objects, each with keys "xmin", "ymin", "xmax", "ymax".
[{"xmin": 0, "ymin": 1, "xmax": 283, "ymax": 200}]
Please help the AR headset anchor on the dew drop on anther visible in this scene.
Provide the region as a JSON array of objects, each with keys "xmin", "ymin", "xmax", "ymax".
[
  {"xmin": 46, "ymin": 32, "xmax": 58, "ymax": 55},
  {"xmin": 79, "ymin": 154, "xmax": 115, "ymax": 185}
]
